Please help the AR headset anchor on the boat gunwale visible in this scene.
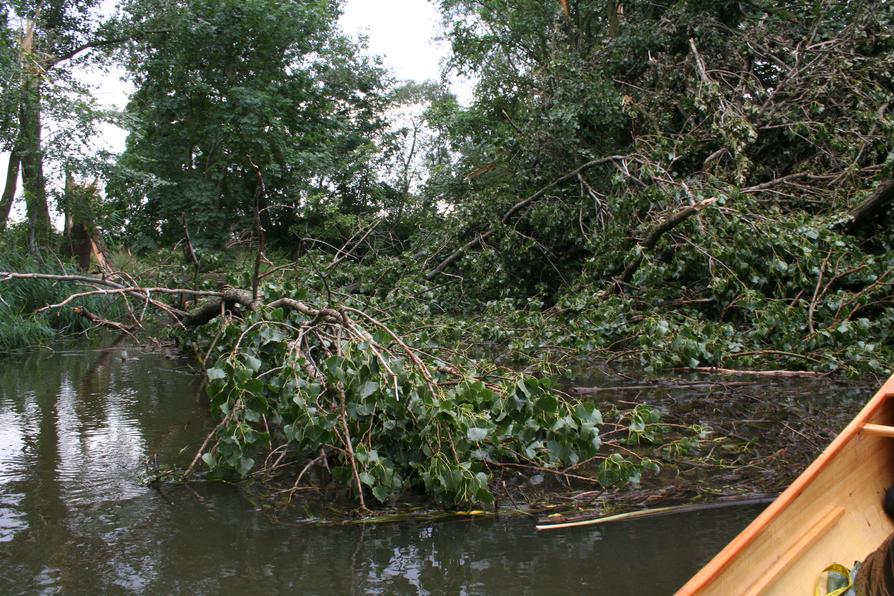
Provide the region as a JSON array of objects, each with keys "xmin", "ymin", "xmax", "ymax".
[{"xmin": 677, "ymin": 374, "xmax": 894, "ymax": 595}]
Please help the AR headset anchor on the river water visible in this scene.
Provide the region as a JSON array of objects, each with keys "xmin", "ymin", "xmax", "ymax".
[{"xmin": 1, "ymin": 342, "xmax": 772, "ymax": 594}]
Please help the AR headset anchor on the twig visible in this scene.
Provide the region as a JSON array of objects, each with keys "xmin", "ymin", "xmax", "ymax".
[
  {"xmin": 535, "ymin": 495, "xmax": 775, "ymax": 531},
  {"xmin": 807, "ymin": 250, "xmax": 832, "ymax": 334},
  {"xmin": 724, "ymin": 350, "xmax": 823, "ymax": 364},
  {"xmin": 286, "ymin": 454, "xmax": 324, "ymax": 499},
  {"xmin": 568, "ymin": 381, "xmax": 754, "ymax": 395},
  {"xmin": 336, "ymin": 382, "xmax": 368, "ymax": 512},
  {"xmin": 183, "ymin": 403, "xmax": 239, "ymax": 478},
  {"xmin": 686, "ymin": 367, "xmax": 828, "ymax": 378},
  {"xmin": 71, "ymin": 306, "xmax": 138, "ymax": 339},
  {"xmin": 248, "ymin": 158, "xmax": 266, "ymax": 302}
]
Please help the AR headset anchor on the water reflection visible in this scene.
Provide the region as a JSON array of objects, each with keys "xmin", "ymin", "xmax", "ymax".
[{"xmin": 0, "ymin": 343, "xmax": 764, "ymax": 594}]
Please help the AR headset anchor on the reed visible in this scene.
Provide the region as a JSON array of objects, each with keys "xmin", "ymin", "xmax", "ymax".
[{"xmin": 0, "ymin": 240, "xmax": 126, "ymax": 352}]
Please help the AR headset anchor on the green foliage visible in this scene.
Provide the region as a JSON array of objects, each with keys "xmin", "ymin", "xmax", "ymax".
[
  {"xmin": 0, "ymin": 229, "xmax": 126, "ymax": 352},
  {"xmin": 359, "ymin": 0, "xmax": 894, "ymax": 374},
  {"xmin": 109, "ymin": 0, "xmax": 393, "ymax": 247},
  {"xmin": 0, "ymin": 5, "xmax": 19, "ymax": 148},
  {"xmin": 189, "ymin": 291, "xmax": 664, "ymax": 508}
]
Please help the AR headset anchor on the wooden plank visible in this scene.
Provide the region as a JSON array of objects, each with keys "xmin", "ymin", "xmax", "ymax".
[
  {"xmin": 742, "ymin": 506, "xmax": 844, "ymax": 596},
  {"xmin": 862, "ymin": 423, "xmax": 894, "ymax": 438}
]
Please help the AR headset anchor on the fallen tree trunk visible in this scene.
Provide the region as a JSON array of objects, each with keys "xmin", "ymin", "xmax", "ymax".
[{"xmin": 181, "ymin": 288, "xmax": 259, "ymax": 327}]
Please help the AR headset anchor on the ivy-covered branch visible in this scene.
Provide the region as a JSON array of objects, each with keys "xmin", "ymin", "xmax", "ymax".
[{"xmin": 187, "ymin": 294, "xmax": 666, "ymax": 508}]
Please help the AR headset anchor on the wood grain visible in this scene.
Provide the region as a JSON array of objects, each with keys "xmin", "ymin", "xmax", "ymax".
[{"xmin": 677, "ymin": 374, "xmax": 894, "ymax": 595}]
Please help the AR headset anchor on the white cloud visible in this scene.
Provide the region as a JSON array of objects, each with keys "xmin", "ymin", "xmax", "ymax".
[{"xmin": 340, "ymin": 0, "xmax": 447, "ymax": 83}]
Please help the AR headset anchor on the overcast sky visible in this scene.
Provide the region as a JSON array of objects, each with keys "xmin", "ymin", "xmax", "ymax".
[
  {"xmin": 342, "ymin": 0, "xmax": 451, "ymax": 84},
  {"xmin": 1, "ymin": 0, "xmax": 467, "ymax": 222}
]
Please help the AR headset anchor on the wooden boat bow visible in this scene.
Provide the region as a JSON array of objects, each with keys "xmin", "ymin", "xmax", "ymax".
[{"xmin": 678, "ymin": 374, "xmax": 894, "ymax": 595}]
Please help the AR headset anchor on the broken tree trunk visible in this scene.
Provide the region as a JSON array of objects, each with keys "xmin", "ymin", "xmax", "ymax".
[{"xmin": 842, "ymin": 178, "xmax": 894, "ymax": 235}]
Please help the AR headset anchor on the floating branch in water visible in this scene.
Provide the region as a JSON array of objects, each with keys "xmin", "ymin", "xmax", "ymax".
[{"xmin": 535, "ymin": 495, "xmax": 776, "ymax": 532}]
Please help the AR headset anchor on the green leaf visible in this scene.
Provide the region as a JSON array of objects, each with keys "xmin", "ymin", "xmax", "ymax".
[
  {"xmin": 243, "ymin": 378, "xmax": 265, "ymax": 396},
  {"xmin": 358, "ymin": 381, "xmax": 378, "ymax": 399},
  {"xmin": 244, "ymin": 355, "xmax": 262, "ymax": 372},
  {"xmin": 534, "ymin": 393, "xmax": 558, "ymax": 414},
  {"xmin": 467, "ymin": 427, "xmax": 489, "ymax": 442},
  {"xmin": 207, "ymin": 367, "xmax": 226, "ymax": 381},
  {"xmin": 201, "ymin": 452, "xmax": 217, "ymax": 469},
  {"xmin": 524, "ymin": 440, "xmax": 544, "ymax": 459},
  {"xmin": 372, "ymin": 485, "xmax": 392, "ymax": 502},
  {"xmin": 237, "ymin": 456, "xmax": 255, "ymax": 477}
]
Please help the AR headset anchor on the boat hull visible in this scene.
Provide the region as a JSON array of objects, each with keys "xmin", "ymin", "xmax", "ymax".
[{"xmin": 678, "ymin": 374, "xmax": 894, "ymax": 595}]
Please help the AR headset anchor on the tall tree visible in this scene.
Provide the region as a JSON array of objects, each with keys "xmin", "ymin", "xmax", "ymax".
[
  {"xmin": 110, "ymin": 0, "xmax": 391, "ymax": 248},
  {"xmin": 2, "ymin": 0, "xmax": 120, "ymax": 247}
]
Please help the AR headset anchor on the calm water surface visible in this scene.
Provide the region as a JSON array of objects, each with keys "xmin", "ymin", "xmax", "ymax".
[{"xmin": 0, "ymin": 342, "xmax": 765, "ymax": 594}]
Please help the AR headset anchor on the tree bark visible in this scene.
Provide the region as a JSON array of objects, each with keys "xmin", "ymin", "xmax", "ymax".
[
  {"xmin": 0, "ymin": 140, "xmax": 19, "ymax": 229},
  {"xmin": 19, "ymin": 69, "xmax": 52, "ymax": 251},
  {"xmin": 181, "ymin": 288, "xmax": 259, "ymax": 327},
  {"xmin": 843, "ymin": 178, "xmax": 894, "ymax": 235},
  {"xmin": 607, "ymin": 0, "xmax": 620, "ymax": 38}
]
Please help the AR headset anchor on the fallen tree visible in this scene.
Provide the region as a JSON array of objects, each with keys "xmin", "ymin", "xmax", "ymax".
[
  {"xmin": 425, "ymin": 155, "xmax": 628, "ymax": 280},
  {"xmin": 0, "ymin": 268, "xmax": 674, "ymax": 509}
]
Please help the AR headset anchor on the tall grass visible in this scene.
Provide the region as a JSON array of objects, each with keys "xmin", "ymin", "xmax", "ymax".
[{"xmin": 0, "ymin": 230, "xmax": 127, "ymax": 352}]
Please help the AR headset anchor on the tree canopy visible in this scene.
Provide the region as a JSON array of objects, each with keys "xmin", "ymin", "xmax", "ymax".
[{"xmin": 108, "ymin": 0, "xmax": 393, "ymax": 248}]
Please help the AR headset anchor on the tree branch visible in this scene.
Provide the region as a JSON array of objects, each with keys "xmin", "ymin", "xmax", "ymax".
[
  {"xmin": 49, "ymin": 36, "xmax": 129, "ymax": 68},
  {"xmin": 842, "ymin": 178, "xmax": 894, "ymax": 235},
  {"xmin": 615, "ymin": 197, "xmax": 718, "ymax": 286},
  {"xmin": 426, "ymin": 156, "xmax": 627, "ymax": 280}
]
